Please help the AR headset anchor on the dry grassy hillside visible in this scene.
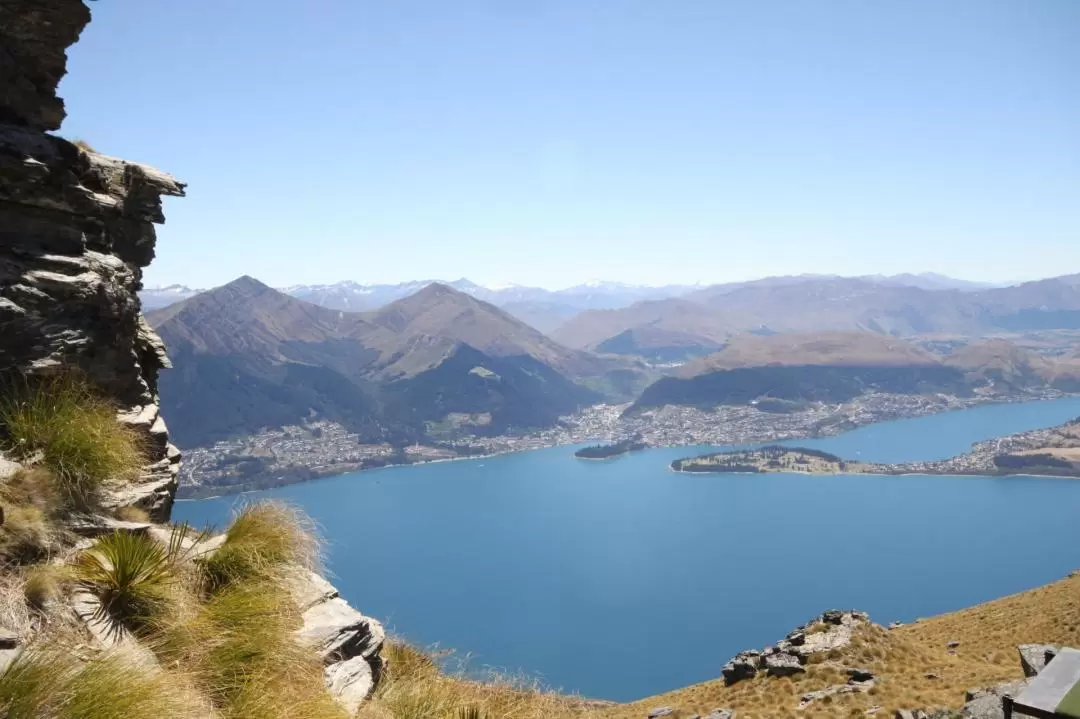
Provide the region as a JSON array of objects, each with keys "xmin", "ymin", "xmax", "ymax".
[
  {"xmin": 598, "ymin": 572, "xmax": 1080, "ymax": 719},
  {"xmin": 684, "ymin": 332, "xmax": 939, "ymax": 376}
]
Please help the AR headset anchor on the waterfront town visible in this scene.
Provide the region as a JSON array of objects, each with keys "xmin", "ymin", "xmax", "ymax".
[{"xmin": 176, "ymin": 388, "xmax": 1067, "ymax": 497}]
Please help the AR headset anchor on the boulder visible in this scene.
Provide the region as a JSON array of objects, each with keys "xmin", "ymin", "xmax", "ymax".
[
  {"xmin": 647, "ymin": 709, "xmax": 675, "ymax": 718},
  {"xmin": 847, "ymin": 667, "xmax": 875, "ymax": 683},
  {"xmin": 961, "ymin": 679, "xmax": 1030, "ymax": 719},
  {"xmin": 722, "ymin": 650, "xmax": 762, "ymax": 685},
  {"xmin": 1018, "ymin": 644, "xmax": 1059, "ymax": 678},
  {"xmin": 763, "ymin": 652, "xmax": 805, "ymax": 677},
  {"xmin": 0, "ymin": 453, "xmax": 21, "ymax": 481},
  {"xmin": 704, "ymin": 711, "xmax": 736, "ymax": 719},
  {"xmin": 324, "ymin": 655, "xmax": 375, "ymax": 714}
]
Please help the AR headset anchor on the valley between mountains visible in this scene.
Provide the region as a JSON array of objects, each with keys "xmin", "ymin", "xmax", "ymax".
[{"xmin": 146, "ymin": 274, "xmax": 1080, "ymax": 498}]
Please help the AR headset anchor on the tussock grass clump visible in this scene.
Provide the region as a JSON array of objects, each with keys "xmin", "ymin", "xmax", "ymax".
[
  {"xmin": 73, "ymin": 531, "xmax": 178, "ymax": 632},
  {"xmin": 112, "ymin": 506, "xmax": 150, "ymax": 523},
  {"xmin": 0, "ymin": 468, "xmax": 65, "ymax": 563},
  {"xmin": 201, "ymin": 501, "xmax": 320, "ymax": 589},
  {"xmin": 156, "ymin": 578, "xmax": 345, "ymax": 719},
  {"xmin": 22, "ymin": 564, "xmax": 68, "ymax": 610},
  {"xmin": 70, "ymin": 138, "xmax": 97, "ymax": 153},
  {"xmin": 0, "ymin": 375, "xmax": 147, "ymax": 506},
  {"xmin": 0, "ymin": 506, "xmax": 51, "ymax": 563},
  {"xmin": 144, "ymin": 502, "xmax": 344, "ymax": 719},
  {"xmin": 0, "ymin": 649, "xmax": 205, "ymax": 719}
]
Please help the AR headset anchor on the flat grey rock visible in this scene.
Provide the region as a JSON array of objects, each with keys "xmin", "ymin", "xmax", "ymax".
[
  {"xmin": 1018, "ymin": 643, "xmax": 1059, "ymax": 678},
  {"xmin": 288, "ymin": 569, "xmax": 340, "ymax": 612},
  {"xmin": 68, "ymin": 514, "xmax": 152, "ymax": 537},
  {"xmin": 704, "ymin": 711, "xmax": 736, "ymax": 719},
  {"xmin": 647, "ymin": 709, "xmax": 675, "ymax": 718}
]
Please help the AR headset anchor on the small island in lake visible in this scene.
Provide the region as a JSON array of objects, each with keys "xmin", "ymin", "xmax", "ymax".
[
  {"xmin": 671, "ymin": 445, "xmax": 874, "ymax": 474},
  {"xmin": 672, "ymin": 417, "xmax": 1080, "ymax": 477},
  {"xmin": 574, "ymin": 438, "xmax": 648, "ymax": 460}
]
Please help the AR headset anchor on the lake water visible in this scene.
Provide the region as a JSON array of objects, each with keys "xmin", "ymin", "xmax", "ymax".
[{"xmin": 174, "ymin": 397, "xmax": 1080, "ymax": 701}]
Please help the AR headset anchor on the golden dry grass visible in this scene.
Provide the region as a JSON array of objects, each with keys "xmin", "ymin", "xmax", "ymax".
[
  {"xmin": 0, "ymin": 468, "xmax": 68, "ymax": 563},
  {"xmin": 0, "ymin": 375, "xmax": 147, "ymax": 506},
  {"xmin": 357, "ymin": 641, "xmax": 602, "ymax": 719},
  {"xmin": 201, "ymin": 501, "xmax": 321, "ymax": 590},
  {"xmin": 0, "ymin": 649, "xmax": 209, "ymax": 719},
  {"xmin": 142, "ymin": 501, "xmax": 344, "ymax": 719}
]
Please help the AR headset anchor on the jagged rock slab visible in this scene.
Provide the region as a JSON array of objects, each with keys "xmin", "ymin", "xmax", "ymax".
[
  {"xmin": 325, "ymin": 655, "xmax": 375, "ymax": 714},
  {"xmin": 297, "ymin": 596, "xmax": 386, "ymax": 665},
  {"xmin": 0, "ymin": 0, "xmax": 91, "ymax": 131},
  {"xmin": 1, "ymin": 106, "xmax": 183, "ymax": 523},
  {"xmin": 1018, "ymin": 644, "xmax": 1059, "ymax": 678},
  {"xmin": 704, "ymin": 710, "xmax": 736, "ymax": 719}
]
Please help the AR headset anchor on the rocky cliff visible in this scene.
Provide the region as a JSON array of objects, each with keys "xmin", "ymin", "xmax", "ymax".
[{"xmin": 0, "ymin": 0, "xmax": 185, "ymax": 520}]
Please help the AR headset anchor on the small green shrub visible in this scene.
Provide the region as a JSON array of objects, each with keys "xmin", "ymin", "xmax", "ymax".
[
  {"xmin": 0, "ymin": 375, "xmax": 147, "ymax": 506},
  {"xmin": 73, "ymin": 531, "xmax": 177, "ymax": 632},
  {"xmin": 202, "ymin": 502, "xmax": 319, "ymax": 590}
]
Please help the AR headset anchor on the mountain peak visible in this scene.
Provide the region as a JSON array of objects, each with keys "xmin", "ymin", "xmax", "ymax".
[{"xmin": 221, "ymin": 275, "xmax": 273, "ymax": 295}]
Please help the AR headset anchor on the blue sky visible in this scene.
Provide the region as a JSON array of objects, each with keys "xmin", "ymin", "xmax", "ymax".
[{"xmin": 60, "ymin": 0, "xmax": 1079, "ymax": 290}]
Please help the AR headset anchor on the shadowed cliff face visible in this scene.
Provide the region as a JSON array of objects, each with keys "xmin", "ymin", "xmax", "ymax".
[{"xmin": 0, "ymin": 0, "xmax": 185, "ymax": 520}]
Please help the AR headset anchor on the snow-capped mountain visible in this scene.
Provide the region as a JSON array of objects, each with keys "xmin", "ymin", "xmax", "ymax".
[
  {"xmin": 140, "ymin": 274, "xmax": 1000, "ymax": 332},
  {"xmin": 138, "ymin": 284, "xmax": 204, "ymax": 310}
]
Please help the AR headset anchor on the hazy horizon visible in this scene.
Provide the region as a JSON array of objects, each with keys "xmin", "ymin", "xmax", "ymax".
[
  {"xmin": 61, "ymin": 0, "xmax": 1079, "ymax": 289},
  {"xmin": 142, "ymin": 269, "xmax": 1025, "ymax": 294}
]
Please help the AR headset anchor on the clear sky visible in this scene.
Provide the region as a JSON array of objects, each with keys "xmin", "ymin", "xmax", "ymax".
[{"xmin": 60, "ymin": 0, "xmax": 1079, "ymax": 290}]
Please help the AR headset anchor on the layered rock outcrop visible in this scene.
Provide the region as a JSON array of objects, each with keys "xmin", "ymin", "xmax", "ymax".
[
  {"xmin": 721, "ymin": 609, "xmax": 870, "ymax": 685},
  {"xmin": 0, "ymin": 0, "xmax": 184, "ymax": 519}
]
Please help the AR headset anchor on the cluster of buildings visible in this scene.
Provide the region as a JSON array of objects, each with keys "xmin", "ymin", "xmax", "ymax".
[{"xmin": 178, "ymin": 388, "xmax": 1069, "ymax": 496}]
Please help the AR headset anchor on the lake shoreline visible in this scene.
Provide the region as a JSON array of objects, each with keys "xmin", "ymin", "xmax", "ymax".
[{"xmin": 177, "ymin": 391, "xmax": 1079, "ymax": 499}]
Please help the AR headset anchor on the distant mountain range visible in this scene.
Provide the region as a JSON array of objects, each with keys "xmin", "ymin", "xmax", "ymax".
[
  {"xmin": 140, "ymin": 272, "xmax": 1003, "ymax": 334},
  {"xmin": 555, "ymin": 274, "xmax": 1080, "ymax": 360},
  {"xmin": 146, "ymin": 271, "xmax": 1080, "ymax": 452},
  {"xmin": 629, "ymin": 332, "xmax": 1080, "ymax": 413},
  {"xmin": 147, "ymin": 278, "xmax": 645, "ymax": 449}
]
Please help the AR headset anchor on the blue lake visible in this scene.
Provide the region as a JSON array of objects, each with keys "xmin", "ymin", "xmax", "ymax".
[{"xmin": 174, "ymin": 397, "xmax": 1080, "ymax": 701}]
